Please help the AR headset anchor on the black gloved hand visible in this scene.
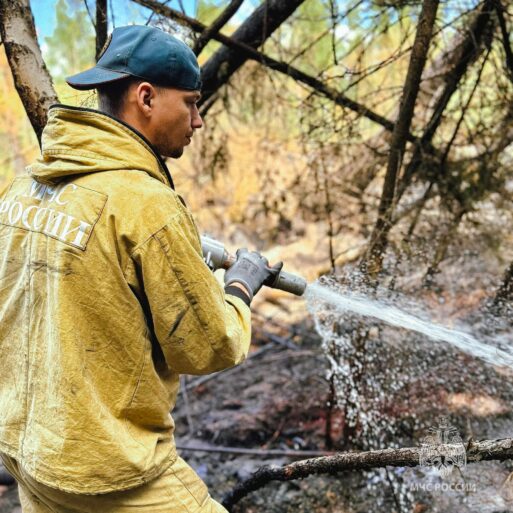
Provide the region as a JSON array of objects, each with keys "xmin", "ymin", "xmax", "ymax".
[{"xmin": 224, "ymin": 248, "xmax": 283, "ymax": 302}]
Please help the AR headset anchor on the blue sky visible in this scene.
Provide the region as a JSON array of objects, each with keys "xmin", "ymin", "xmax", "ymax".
[
  {"xmin": 31, "ymin": 0, "xmax": 194, "ymax": 41},
  {"xmin": 30, "ymin": 0, "xmax": 257, "ymax": 43}
]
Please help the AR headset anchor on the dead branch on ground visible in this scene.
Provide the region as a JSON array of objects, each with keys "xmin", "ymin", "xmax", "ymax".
[{"xmin": 222, "ymin": 437, "xmax": 513, "ymax": 510}]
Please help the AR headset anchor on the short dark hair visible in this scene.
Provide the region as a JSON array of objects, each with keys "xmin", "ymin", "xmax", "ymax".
[
  {"xmin": 96, "ymin": 77, "xmax": 141, "ymax": 117},
  {"xmin": 96, "ymin": 78, "xmax": 168, "ymax": 117}
]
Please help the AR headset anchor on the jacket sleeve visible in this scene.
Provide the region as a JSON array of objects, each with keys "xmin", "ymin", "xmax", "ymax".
[{"xmin": 125, "ymin": 209, "xmax": 252, "ymax": 376}]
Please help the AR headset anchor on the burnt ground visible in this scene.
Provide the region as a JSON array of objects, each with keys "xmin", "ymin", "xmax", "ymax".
[
  {"xmin": 169, "ymin": 315, "xmax": 513, "ymax": 513},
  {"xmin": 1, "ymin": 313, "xmax": 513, "ymax": 513}
]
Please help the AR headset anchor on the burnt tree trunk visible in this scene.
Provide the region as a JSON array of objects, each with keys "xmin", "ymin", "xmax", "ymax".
[
  {"xmin": 343, "ymin": 0, "xmax": 495, "ymax": 201},
  {"xmin": 0, "ymin": 0, "xmax": 58, "ymax": 143},
  {"xmin": 362, "ymin": 0, "xmax": 440, "ymax": 278},
  {"xmin": 493, "ymin": 251, "xmax": 513, "ymax": 312}
]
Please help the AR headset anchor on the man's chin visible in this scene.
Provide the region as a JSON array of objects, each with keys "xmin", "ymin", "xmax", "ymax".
[{"xmin": 162, "ymin": 148, "xmax": 184, "ymax": 159}]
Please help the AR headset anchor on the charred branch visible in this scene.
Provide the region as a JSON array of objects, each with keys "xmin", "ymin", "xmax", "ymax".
[
  {"xmin": 222, "ymin": 438, "xmax": 513, "ymax": 510},
  {"xmin": 193, "ymin": 0, "xmax": 243, "ymax": 56},
  {"xmin": 193, "ymin": 0, "xmax": 305, "ymax": 106},
  {"xmin": 397, "ymin": 0, "xmax": 495, "ymax": 200}
]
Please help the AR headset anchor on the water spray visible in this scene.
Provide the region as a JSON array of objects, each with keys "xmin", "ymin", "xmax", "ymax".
[
  {"xmin": 306, "ymin": 281, "xmax": 513, "ymax": 368},
  {"xmin": 201, "ymin": 235, "xmax": 307, "ymax": 297}
]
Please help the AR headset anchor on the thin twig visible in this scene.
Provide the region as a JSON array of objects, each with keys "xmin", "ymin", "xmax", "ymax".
[
  {"xmin": 176, "ymin": 442, "xmax": 336, "ymax": 458},
  {"xmin": 83, "ymin": 0, "xmax": 95, "ymax": 28}
]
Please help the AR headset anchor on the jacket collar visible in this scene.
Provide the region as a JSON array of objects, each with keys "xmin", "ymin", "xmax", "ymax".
[{"xmin": 28, "ymin": 104, "xmax": 175, "ymax": 189}]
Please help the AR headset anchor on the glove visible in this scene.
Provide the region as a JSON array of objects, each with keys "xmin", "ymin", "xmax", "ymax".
[{"xmin": 224, "ymin": 248, "xmax": 283, "ymax": 302}]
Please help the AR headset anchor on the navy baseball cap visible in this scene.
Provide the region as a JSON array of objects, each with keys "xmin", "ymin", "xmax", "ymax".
[{"xmin": 66, "ymin": 25, "xmax": 201, "ymax": 91}]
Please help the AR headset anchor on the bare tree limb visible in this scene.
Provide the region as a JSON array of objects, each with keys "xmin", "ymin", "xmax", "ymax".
[
  {"xmin": 193, "ymin": 0, "xmax": 243, "ymax": 56},
  {"xmin": 132, "ymin": 0, "xmax": 418, "ymax": 140},
  {"xmin": 222, "ymin": 437, "xmax": 513, "ymax": 510},
  {"xmin": 344, "ymin": 1, "xmax": 495, "ymax": 199},
  {"xmin": 362, "ymin": 0, "xmax": 440, "ymax": 277},
  {"xmin": 95, "ymin": 0, "xmax": 108, "ymax": 61},
  {"xmin": 0, "ymin": 0, "xmax": 58, "ymax": 143},
  {"xmin": 83, "ymin": 0, "xmax": 95, "ymax": 28},
  {"xmin": 396, "ymin": 0, "xmax": 494, "ymax": 200},
  {"xmin": 494, "ymin": 0, "xmax": 513, "ymax": 83}
]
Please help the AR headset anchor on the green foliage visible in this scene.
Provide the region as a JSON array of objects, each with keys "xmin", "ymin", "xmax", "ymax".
[
  {"xmin": 44, "ymin": 0, "xmax": 95, "ymax": 84},
  {"xmin": 283, "ymin": 0, "xmax": 333, "ymax": 74},
  {"xmin": 195, "ymin": 0, "xmax": 225, "ymax": 25}
]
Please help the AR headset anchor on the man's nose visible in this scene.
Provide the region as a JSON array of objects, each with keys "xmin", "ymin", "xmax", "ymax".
[{"xmin": 192, "ymin": 105, "xmax": 203, "ymax": 129}]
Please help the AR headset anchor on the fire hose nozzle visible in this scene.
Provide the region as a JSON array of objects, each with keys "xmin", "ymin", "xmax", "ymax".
[{"xmin": 201, "ymin": 235, "xmax": 307, "ymax": 297}]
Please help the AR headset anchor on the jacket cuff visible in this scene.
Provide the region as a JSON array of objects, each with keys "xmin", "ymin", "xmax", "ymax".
[{"xmin": 224, "ymin": 285, "xmax": 251, "ymax": 307}]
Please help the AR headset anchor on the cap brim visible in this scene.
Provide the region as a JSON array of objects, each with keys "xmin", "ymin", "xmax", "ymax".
[{"xmin": 66, "ymin": 66, "xmax": 131, "ymax": 90}]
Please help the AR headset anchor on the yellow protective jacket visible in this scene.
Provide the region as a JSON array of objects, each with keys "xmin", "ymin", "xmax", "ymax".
[{"xmin": 0, "ymin": 105, "xmax": 251, "ymax": 494}]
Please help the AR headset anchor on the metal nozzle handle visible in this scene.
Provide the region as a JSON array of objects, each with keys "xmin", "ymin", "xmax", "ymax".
[
  {"xmin": 270, "ymin": 270, "xmax": 307, "ymax": 297},
  {"xmin": 200, "ymin": 235, "xmax": 307, "ymax": 296}
]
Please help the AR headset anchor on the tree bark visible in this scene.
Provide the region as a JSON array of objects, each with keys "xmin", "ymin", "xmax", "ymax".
[
  {"xmin": 0, "ymin": 0, "xmax": 58, "ymax": 144},
  {"xmin": 193, "ymin": 0, "xmax": 243, "ymax": 56},
  {"xmin": 362, "ymin": 0, "xmax": 440, "ymax": 278},
  {"xmin": 222, "ymin": 437, "xmax": 513, "ymax": 510},
  {"xmin": 492, "ymin": 240, "xmax": 513, "ymax": 311},
  {"xmin": 95, "ymin": 0, "xmax": 108, "ymax": 62}
]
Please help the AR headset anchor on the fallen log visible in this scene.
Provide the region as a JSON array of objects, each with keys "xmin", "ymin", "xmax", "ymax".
[{"xmin": 222, "ymin": 438, "xmax": 513, "ymax": 510}]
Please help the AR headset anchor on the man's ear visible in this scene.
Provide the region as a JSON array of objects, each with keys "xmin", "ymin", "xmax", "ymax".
[{"xmin": 135, "ymin": 82, "xmax": 155, "ymax": 118}]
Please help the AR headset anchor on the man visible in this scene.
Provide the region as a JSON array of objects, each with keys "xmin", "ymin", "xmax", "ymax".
[{"xmin": 0, "ymin": 25, "xmax": 280, "ymax": 512}]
